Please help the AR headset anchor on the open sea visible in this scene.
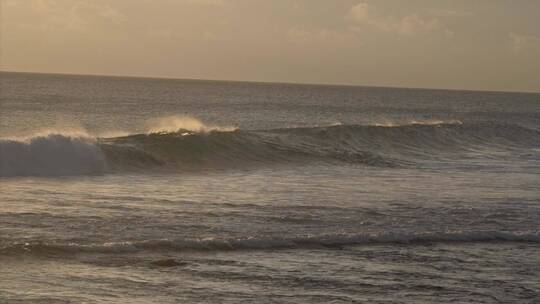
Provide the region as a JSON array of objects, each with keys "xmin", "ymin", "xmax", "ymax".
[{"xmin": 1, "ymin": 71, "xmax": 539, "ymax": 303}]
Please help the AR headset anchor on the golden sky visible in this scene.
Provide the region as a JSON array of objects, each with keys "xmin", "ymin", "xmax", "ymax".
[{"xmin": 1, "ymin": 0, "xmax": 539, "ymax": 92}]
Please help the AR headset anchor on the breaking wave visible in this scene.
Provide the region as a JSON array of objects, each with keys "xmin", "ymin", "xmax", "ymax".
[
  {"xmin": 2, "ymin": 231, "xmax": 539, "ymax": 256},
  {"xmin": 0, "ymin": 133, "xmax": 108, "ymax": 177},
  {"xmin": 1, "ymin": 119, "xmax": 539, "ymax": 177}
]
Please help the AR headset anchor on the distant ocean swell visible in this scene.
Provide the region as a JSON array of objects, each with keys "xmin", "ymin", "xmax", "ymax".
[
  {"xmin": 1, "ymin": 120, "xmax": 538, "ymax": 177},
  {"xmin": 2, "ymin": 231, "xmax": 539, "ymax": 256}
]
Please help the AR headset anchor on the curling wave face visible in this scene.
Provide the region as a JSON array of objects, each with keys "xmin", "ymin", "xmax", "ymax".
[
  {"xmin": 0, "ymin": 133, "xmax": 108, "ymax": 177},
  {"xmin": 1, "ymin": 120, "xmax": 539, "ymax": 177}
]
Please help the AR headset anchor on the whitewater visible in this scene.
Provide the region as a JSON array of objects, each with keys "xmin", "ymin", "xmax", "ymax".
[
  {"xmin": 2, "ymin": 120, "xmax": 538, "ymax": 177},
  {"xmin": 1, "ymin": 72, "xmax": 539, "ymax": 303}
]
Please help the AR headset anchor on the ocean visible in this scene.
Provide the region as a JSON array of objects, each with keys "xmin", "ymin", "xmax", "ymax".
[{"xmin": 1, "ymin": 71, "xmax": 539, "ymax": 303}]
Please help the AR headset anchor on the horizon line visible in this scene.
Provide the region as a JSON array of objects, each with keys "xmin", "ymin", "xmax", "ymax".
[{"xmin": 1, "ymin": 69, "xmax": 539, "ymax": 95}]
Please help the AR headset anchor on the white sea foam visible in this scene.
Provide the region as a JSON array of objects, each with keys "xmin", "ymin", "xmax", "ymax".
[
  {"xmin": 373, "ymin": 119, "xmax": 463, "ymax": 127},
  {"xmin": 5, "ymin": 230, "xmax": 538, "ymax": 256},
  {"xmin": 146, "ymin": 115, "xmax": 237, "ymax": 134}
]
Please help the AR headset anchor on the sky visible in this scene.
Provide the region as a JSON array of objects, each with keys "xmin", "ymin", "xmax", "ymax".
[{"xmin": 1, "ymin": 0, "xmax": 540, "ymax": 92}]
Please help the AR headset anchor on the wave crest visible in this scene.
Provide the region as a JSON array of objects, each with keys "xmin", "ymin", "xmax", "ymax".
[
  {"xmin": 3, "ymin": 231, "xmax": 539, "ymax": 256},
  {"xmin": 146, "ymin": 115, "xmax": 237, "ymax": 134},
  {"xmin": 373, "ymin": 119, "xmax": 463, "ymax": 127}
]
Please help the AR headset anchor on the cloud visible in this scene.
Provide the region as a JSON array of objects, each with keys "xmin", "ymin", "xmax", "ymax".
[
  {"xmin": 287, "ymin": 27, "xmax": 359, "ymax": 45},
  {"xmin": 398, "ymin": 14, "xmax": 439, "ymax": 35},
  {"xmin": 185, "ymin": 0, "xmax": 226, "ymax": 6},
  {"xmin": 68, "ymin": 2, "xmax": 126, "ymax": 29},
  {"xmin": 509, "ymin": 33, "xmax": 540, "ymax": 51},
  {"xmin": 3, "ymin": 0, "xmax": 58, "ymax": 12},
  {"xmin": 348, "ymin": 2, "xmax": 443, "ymax": 36},
  {"xmin": 427, "ymin": 9, "xmax": 474, "ymax": 18},
  {"xmin": 7, "ymin": 0, "xmax": 127, "ymax": 31},
  {"xmin": 29, "ymin": 0, "xmax": 56, "ymax": 12}
]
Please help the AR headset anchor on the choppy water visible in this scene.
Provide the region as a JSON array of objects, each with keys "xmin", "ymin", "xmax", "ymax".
[{"xmin": 1, "ymin": 72, "xmax": 539, "ymax": 303}]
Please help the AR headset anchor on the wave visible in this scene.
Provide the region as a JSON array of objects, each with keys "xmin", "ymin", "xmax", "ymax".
[
  {"xmin": 2, "ymin": 231, "xmax": 539, "ymax": 256},
  {"xmin": 373, "ymin": 119, "xmax": 463, "ymax": 127},
  {"xmin": 1, "ymin": 120, "xmax": 539, "ymax": 177},
  {"xmin": 99, "ymin": 120, "xmax": 540, "ymax": 171},
  {"xmin": 0, "ymin": 133, "xmax": 108, "ymax": 177}
]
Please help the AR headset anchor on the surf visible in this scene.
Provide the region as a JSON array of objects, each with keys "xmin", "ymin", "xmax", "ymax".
[
  {"xmin": 2, "ymin": 230, "xmax": 539, "ymax": 257},
  {"xmin": 1, "ymin": 118, "xmax": 538, "ymax": 177},
  {"xmin": 0, "ymin": 133, "xmax": 108, "ymax": 177}
]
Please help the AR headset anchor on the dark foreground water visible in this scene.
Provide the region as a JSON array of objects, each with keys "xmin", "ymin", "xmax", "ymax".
[{"xmin": 1, "ymin": 72, "xmax": 539, "ymax": 303}]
